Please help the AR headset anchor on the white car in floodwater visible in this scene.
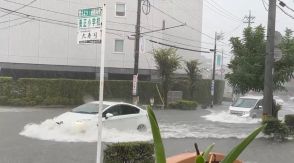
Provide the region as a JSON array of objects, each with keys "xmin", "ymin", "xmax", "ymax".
[
  {"xmin": 54, "ymin": 101, "xmax": 149, "ymax": 132},
  {"xmin": 229, "ymin": 96, "xmax": 263, "ymax": 118},
  {"xmin": 229, "ymin": 95, "xmax": 282, "ymax": 118}
]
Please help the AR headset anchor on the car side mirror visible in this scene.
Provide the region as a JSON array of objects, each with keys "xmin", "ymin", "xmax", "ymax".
[{"xmin": 105, "ymin": 113, "xmax": 114, "ymax": 119}]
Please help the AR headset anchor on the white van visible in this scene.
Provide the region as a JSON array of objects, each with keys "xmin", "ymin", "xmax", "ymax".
[{"xmin": 229, "ymin": 96, "xmax": 263, "ymax": 118}]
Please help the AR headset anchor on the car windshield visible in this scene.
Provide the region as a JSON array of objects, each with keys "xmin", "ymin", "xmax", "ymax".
[
  {"xmin": 72, "ymin": 103, "xmax": 109, "ymax": 114},
  {"xmin": 232, "ymin": 98, "xmax": 258, "ymax": 108}
]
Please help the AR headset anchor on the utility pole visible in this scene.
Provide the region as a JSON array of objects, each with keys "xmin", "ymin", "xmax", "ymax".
[
  {"xmin": 243, "ymin": 10, "xmax": 255, "ymax": 27},
  {"xmin": 133, "ymin": 0, "xmax": 142, "ymax": 105},
  {"xmin": 263, "ymin": 0, "xmax": 277, "ymax": 117},
  {"xmin": 210, "ymin": 32, "xmax": 217, "ymax": 108}
]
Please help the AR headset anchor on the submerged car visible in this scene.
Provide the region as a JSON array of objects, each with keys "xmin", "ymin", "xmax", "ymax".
[
  {"xmin": 229, "ymin": 96, "xmax": 263, "ymax": 118},
  {"xmin": 54, "ymin": 101, "xmax": 149, "ymax": 132}
]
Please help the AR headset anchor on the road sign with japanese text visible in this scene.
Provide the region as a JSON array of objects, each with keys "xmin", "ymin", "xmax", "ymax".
[{"xmin": 77, "ymin": 8, "xmax": 102, "ymax": 44}]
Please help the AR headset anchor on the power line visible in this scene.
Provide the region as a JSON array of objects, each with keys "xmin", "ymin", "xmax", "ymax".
[
  {"xmin": 144, "ymin": 34, "xmax": 211, "ymax": 50},
  {"xmin": 108, "ymin": 20, "xmax": 214, "ymax": 45},
  {"xmin": 262, "ymin": 0, "xmax": 269, "ymax": 11},
  {"xmin": 0, "ymin": 4, "xmax": 219, "ymax": 49},
  {"xmin": 149, "ymin": 3, "xmax": 222, "ymax": 43},
  {"xmin": 106, "ymin": 28, "xmax": 212, "ymax": 50},
  {"xmin": 0, "ymin": 19, "xmax": 32, "ymax": 30},
  {"xmin": 149, "ymin": 3, "xmax": 184, "ymax": 24},
  {"xmin": 0, "ymin": 0, "xmax": 38, "ymax": 18},
  {"xmin": 3, "ymin": 0, "xmax": 76, "ymax": 17},
  {"xmin": 278, "ymin": 0, "xmax": 294, "ymax": 13},
  {"xmin": 204, "ymin": 1, "xmax": 242, "ymax": 23},
  {"xmin": 0, "ymin": 17, "xmax": 27, "ymax": 24},
  {"xmin": 0, "ymin": 8, "xmax": 76, "ymax": 28},
  {"xmin": 139, "ymin": 23, "xmax": 186, "ymax": 35},
  {"xmin": 277, "ymin": 4, "xmax": 294, "ymax": 19},
  {"xmin": 209, "ymin": 0, "xmax": 243, "ymax": 21},
  {"xmin": 0, "ymin": 6, "xmax": 76, "ymax": 25},
  {"xmin": 222, "ymin": 23, "xmax": 244, "ymax": 39},
  {"xmin": 148, "ymin": 39, "xmax": 211, "ymax": 53},
  {"xmin": 2, "ymin": 1, "xmax": 216, "ymax": 46}
]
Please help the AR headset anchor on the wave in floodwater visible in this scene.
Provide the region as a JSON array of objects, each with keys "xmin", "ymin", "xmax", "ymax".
[
  {"xmin": 20, "ymin": 119, "xmax": 152, "ymax": 143},
  {"xmin": 202, "ymin": 110, "xmax": 261, "ymax": 124},
  {"xmin": 20, "ymin": 118, "xmax": 260, "ymax": 142}
]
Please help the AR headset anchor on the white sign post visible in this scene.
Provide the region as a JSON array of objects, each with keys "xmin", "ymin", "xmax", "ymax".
[
  {"xmin": 77, "ymin": 5, "xmax": 106, "ymax": 163},
  {"xmin": 96, "ymin": 5, "xmax": 106, "ymax": 163}
]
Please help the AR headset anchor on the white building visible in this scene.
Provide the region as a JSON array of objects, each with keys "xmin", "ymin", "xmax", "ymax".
[{"xmin": 0, "ymin": 0, "xmax": 207, "ymax": 80}]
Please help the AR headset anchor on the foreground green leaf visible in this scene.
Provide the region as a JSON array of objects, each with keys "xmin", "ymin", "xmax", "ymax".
[
  {"xmin": 147, "ymin": 106, "xmax": 166, "ymax": 163},
  {"xmin": 221, "ymin": 125, "xmax": 265, "ymax": 163},
  {"xmin": 195, "ymin": 155, "xmax": 205, "ymax": 163},
  {"xmin": 202, "ymin": 143, "xmax": 215, "ymax": 161}
]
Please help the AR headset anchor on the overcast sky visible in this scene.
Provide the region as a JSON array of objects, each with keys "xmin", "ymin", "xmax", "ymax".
[{"xmin": 201, "ymin": 0, "xmax": 294, "ymax": 64}]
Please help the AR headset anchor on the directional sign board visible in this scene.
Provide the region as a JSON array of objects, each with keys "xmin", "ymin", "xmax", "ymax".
[{"xmin": 77, "ymin": 8, "xmax": 102, "ymax": 44}]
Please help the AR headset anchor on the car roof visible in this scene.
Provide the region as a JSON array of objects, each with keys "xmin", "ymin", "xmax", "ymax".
[
  {"xmin": 89, "ymin": 101, "xmax": 136, "ymax": 106},
  {"xmin": 240, "ymin": 95, "xmax": 263, "ymax": 100}
]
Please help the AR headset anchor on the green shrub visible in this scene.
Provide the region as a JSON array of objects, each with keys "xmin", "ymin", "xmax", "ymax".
[
  {"xmin": 0, "ymin": 78, "xmax": 163, "ymax": 106},
  {"xmin": 285, "ymin": 114, "xmax": 294, "ymax": 135},
  {"xmin": 262, "ymin": 117, "xmax": 289, "ymax": 141},
  {"xmin": 171, "ymin": 79, "xmax": 225, "ymax": 105},
  {"xmin": 103, "ymin": 142, "xmax": 154, "ymax": 163},
  {"xmin": 168, "ymin": 100, "xmax": 198, "ymax": 110}
]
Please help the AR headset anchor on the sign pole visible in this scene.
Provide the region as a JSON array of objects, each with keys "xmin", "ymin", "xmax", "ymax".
[{"xmin": 96, "ymin": 4, "xmax": 106, "ymax": 163}]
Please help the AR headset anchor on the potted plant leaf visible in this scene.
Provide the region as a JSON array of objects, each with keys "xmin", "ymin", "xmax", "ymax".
[{"xmin": 147, "ymin": 106, "xmax": 265, "ymax": 163}]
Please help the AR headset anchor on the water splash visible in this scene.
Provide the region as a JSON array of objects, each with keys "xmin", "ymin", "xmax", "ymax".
[
  {"xmin": 20, "ymin": 119, "xmax": 152, "ymax": 143},
  {"xmin": 202, "ymin": 110, "xmax": 261, "ymax": 124}
]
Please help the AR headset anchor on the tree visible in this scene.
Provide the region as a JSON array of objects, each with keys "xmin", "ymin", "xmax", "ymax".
[
  {"xmin": 226, "ymin": 26, "xmax": 294, "ymax": 95},
  {"xmin": 184, "ymin": 60, "xmax": 202, "ymax": 99},
  {"xmin": 153, "ymin": 48, "xmax": 181, "ymax": 107}
]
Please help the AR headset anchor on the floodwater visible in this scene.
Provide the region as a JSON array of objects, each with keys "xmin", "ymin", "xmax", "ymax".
[
  {"xmin": 15, "ymin": 101, "xmax": 294, "ymax": 163},
  {"xmin": 21, "ymin": 101, "xmax": 294, "ymax": 141}
]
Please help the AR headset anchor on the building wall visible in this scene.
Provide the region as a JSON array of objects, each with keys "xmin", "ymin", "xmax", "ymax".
[{"xmin": 0, "ymin": 0, "xmax": 204, "ymax": 78}]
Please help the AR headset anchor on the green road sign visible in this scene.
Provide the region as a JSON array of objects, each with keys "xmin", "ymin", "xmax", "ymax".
[
  {"xmin": 78, "ymin": 8, "xmax": 102, "ymax": 17},
  {"xmin": 216, "ymin": 54, "xmax": 222, "ymax": 66},
  {"xmin": 78, "ymin": 8, "xmax": 102, "ymax": 29}
]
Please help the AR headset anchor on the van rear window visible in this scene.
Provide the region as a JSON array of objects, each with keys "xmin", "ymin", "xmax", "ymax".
[{"xmin": 232, "ymin": 98, "xmax": 258, "ymax": 108}]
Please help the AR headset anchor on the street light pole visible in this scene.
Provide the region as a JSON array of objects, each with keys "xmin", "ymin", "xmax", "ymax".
[
  {"xmin": 133, "ymin": 0, "xmax": 142, "ymax": 105},
  {"xmin": 263, "ymin": 0, "xmax": 277, "ymax": 117}
]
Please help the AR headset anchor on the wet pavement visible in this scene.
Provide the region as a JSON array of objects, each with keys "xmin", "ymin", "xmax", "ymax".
[{"xmin": 0, "ymin": 103, "xmax": 294, "ymax": 163}]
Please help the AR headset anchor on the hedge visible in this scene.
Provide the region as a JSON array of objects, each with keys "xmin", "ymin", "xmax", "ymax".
[
  {"xmin": 285, "ymin": 114, "xmax": 294, "ymax": 134},
  {"xmin": 171, "ymin": 79, "xmax": 225, "ymax": 105},
  {"xmin": 0, "ymin": 77, "xmax": 163, "ymax": 106},
  {"xmin": 168, "ymin": 100, "xmax": 198, "ymax": 110},
  {"xmin": 0, "ymin": 77, "xmax": 224, "ymax": 106},
  {"xmin": 103, "ymin": 142, "xmax": 154, "ymax": 163}
]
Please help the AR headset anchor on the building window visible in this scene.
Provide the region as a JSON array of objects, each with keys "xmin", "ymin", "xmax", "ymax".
[
  {"xmin": 114, "ymin": 39, "xmax": 124, "ymax": 53},
  {"xmin": 116, "ymin": 3, "xmax": 126, "ymax": 16}
]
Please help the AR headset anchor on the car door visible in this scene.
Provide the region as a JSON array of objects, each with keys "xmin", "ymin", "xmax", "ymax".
[
  {"xmin": 119, "ymin": 104, "xmax": 141, "ymax": 130},
  {"xmin": 102, "ymin": 104, "xmax": 141, "ymax": 130},
  {"xmin": 102, "ymin": 105, "xmax": 123, "ymax": 129},
  {"xmin": 253, "ymin": 100, "xmax": 263, "ymax": 118}
]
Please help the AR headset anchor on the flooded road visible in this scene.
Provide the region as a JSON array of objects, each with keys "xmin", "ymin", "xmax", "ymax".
[{"xmin": 0, "ymin": 102, "xmax": 294, "ymax": 162}]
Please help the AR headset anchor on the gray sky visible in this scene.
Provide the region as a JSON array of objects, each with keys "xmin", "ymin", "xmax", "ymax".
[{"xmin": 201, "ymin": 0, "xmax": 294, "ymax": 64}]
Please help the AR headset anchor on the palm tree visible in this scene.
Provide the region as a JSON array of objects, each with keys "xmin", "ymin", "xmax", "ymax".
[
  {"xmin": 185, "ymin": 60, "xmax": 202, "ymax": 99},
  {"xmin": 153, "ymin": 48, "xmax": 181, "ymax": 107}
]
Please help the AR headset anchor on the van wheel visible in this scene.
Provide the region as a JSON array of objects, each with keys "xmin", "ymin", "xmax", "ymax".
[
  {"xmin": 137, "ymin": 124, "xmax": 147, "ymax": 132},
  {"xmin": 252, "ymin": 114, "xmax": 257, "ymax": 118}
]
